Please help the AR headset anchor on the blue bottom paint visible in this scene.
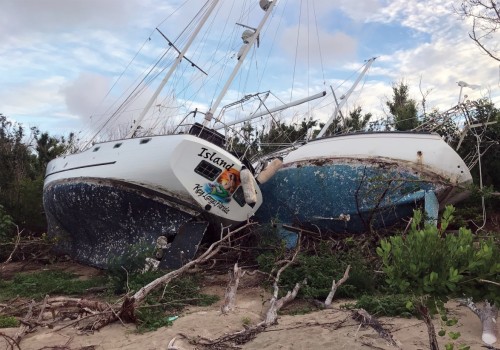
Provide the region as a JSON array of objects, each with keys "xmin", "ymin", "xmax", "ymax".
[{"xmin": 256, "ymin": 162, "xmax": 438, "ymax": 233}]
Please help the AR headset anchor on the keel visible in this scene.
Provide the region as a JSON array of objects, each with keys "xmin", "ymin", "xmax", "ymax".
[{"xmin": 159, "ymin": 221, "xmax": 209, "ymax": 269}]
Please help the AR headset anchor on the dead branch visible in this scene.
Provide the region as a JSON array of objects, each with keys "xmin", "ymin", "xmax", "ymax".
[
  {"xmin": 264, "ymin": 278, "xmax": 306, "ymax": 326},
  {"xmin": 460, "ymin": 298, "xmax": 498, "ymax": 345},
  {"xmin": 324, "ymin": 264, "xmax": 351, "ymax": 307},
  {"xmin": 0, "ymin": 331, "xmax": 21, "ymax": 350},
  {"xmin": 353, "ymin": 309, "xmax": 402, "ymax": 349},
  {"xmin": 1, "ymin": 226, "xmax": 22, "ymax": 267},
  {"xmin": 14, "ymin": 299, "xmax": 35, "ymax": 344},
  {"xmin": 167, "ymin": 337, "xmax": 179, "ymax": 350},
  {"xmin": 37, "ymin": 295, "xmax": 49, "ymax": 323},
  {"xmin": 479, "ymin": 279, "xmax": 500, "ymax": 287},
  {"xmin": 221, "ymin": 262, "xmax": 244, "ymax": 314}
]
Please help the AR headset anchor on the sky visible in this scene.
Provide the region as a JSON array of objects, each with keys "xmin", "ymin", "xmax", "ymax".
[{"xmin": 1, "ymin": 0, "xmax": 499, "ymax": 140}]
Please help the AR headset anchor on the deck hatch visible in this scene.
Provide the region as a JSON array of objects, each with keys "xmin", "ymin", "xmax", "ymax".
[{"xmin": 194, "ymin": 160, "xmax": 222, "ymax": 181}]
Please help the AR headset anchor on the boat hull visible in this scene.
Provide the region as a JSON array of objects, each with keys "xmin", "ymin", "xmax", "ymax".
[
  {"xmin": 255, "ymin": 132, "xmax": 472, "ymax": 233},
  {"xmin": 44, "ymin": 178, "xmax": 199, "ymax": 267}
]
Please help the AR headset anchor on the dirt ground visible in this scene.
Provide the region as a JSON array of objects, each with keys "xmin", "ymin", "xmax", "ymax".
[{"xmin": 0, "ymin": 261, "xmax": 494, "ymax": 350}]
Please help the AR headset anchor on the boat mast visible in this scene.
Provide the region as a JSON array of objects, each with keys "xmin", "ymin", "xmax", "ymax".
[
  {"xmin": 127, "ymin": 0, "xmax": 220, "ymax": 138},
  {"xmin": 316, "ymin": 57, "xmax": 376, "ymax": 139},
  {"xmin": 202, "ymin": 0, "xmax": 278, "ymax": 126}
]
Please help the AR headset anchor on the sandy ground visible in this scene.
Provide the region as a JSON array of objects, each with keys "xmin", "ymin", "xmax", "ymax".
[{"xmin": 0, "ymin": 263, "xmax": 493, "ymax": 350}]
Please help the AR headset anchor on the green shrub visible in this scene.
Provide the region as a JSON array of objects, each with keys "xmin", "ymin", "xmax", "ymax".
[
  {"xmin": 343, "ymin": 294, "xmax": 415, "ymax": 318},
  {"xmin": 0, "ymin": 315, "xmax": 19, "ymax": 328},
  {"xmin": 377, "ymin": 205, "xmax": 500, "ymax": 305},
  {"xmin": 258, "ymin": 244, "xmax": 375, "ymax": 300}
]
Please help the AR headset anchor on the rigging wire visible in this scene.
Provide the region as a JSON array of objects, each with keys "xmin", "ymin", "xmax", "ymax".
[{"xmin": 290, "ymin": 0, "xmax": 302, "ymax": 102}]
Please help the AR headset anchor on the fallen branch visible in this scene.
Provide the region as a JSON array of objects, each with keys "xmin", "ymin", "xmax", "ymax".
[
  {"xmin": 1, "ymin": 225, "xmax": 22, "ymax": 267},
  {"xmin": 323, "ymin": 264, "xmax": 351, "ymax": 308},
  {"xmin": 221, "ymin": 262, "xmax": 244, "ymax": 314},
  {"xmin": 353, "ymin": 309, "xmax": 401, "ymax": 349},
  {"xmin": 0, "ymin": 331, "xmax": 21, "ymax": 350},
  {"xmin": 85, "ymin": 222, "xmax": 256, "ymax": 330},
  {"xmin": 14, "ymin": 299, "xmax": 35, "ymax": 344},
  {"xmin": 460, "ymin": 298, "xmax": 498, "ymax": 345}
]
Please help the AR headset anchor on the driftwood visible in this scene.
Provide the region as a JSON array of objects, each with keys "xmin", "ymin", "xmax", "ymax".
[
  {"xmin": 221, "ymin": 263, "xmax": 244, "ymax": 314},
  {"xmin": 460, "ymin": 298, "xmax": 498, "ymax": 345},
  {"xmin": 14, "ymin": 299, "xmax": 35, "ymax": 344},
  {"xmin": 353, "ymin": 308, "xmax": 402, "ymax": 349}
]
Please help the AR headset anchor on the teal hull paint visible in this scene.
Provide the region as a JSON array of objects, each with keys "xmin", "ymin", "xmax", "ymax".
[{"xmin": 255, "ymin": 162, "xmax": 437, "ymax": 233}]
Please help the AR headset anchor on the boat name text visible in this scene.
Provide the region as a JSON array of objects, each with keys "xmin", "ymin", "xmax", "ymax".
[
  {"xmin": 193, "ymin": 184, "xmax": 230, "ymax": 214},
  {"xmin": 198, "ymin": 148, "xmax": 234, "ymax": 170}
]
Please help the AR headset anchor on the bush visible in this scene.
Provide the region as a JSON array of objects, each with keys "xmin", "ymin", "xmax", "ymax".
[
  {"xmin": 258, "ymin": 243, "xmax": 376, "ymax": 300},
  {"xmin": 343, "ymin": 294, "xmax": 415, "ymax": 318},
  {"xmin": 377, "ymin": 205, "xmax": 500, "ymax": 305}
]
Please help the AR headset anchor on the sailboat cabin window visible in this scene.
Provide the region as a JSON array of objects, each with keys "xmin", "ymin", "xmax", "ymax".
[
  {"xmin": 93, "ymin": 147, "xmax": 100, "ymax": 152},
  {"xmin": 113, "ymin": 143, "xmax": 122, "ymax": 148},
  {"xmin": 140, "ymin": 138, "xmax": 152, "ymax": 144},
  {"xmin": 195, "ymin": 160, "xmax": 222, "ymax": 181},
  {"xmin": 232, "ymin": 186, "xmax": 246, "ymax": 207}
]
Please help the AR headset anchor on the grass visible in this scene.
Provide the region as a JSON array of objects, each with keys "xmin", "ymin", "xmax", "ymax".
[
  {"xmin": 0, "ymin": 315, "xmax": 19, "ymax": 328},
  {"xmin": 135, "ymin": 275, "xmax": 219, "ymax": 333},
  {"xmin": 0, "ymin": 270, "xmax": 107, "ymax": 301},
  {"xmin": 0, "ymin": 267, "xmax": 219, "ymax": 333}
]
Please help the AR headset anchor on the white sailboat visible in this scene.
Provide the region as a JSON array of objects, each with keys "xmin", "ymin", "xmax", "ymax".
[
  {"xmin": 255, "ymin": 59, "xmax": 473, "ymax": 233},
  {"xmin": 43, "ymin": 0, "xmax": 281, "ymax": 269}
]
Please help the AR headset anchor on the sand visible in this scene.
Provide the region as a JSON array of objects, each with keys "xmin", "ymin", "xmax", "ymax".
[{"xmin": 0, "ymin": 264, "xmax": 492, "ymax": 350}]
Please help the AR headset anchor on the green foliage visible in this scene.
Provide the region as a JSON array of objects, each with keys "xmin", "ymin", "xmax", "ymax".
[
  {"xmin": 0, "ymin": 114, "xmax": 75, "ymax": 231},
  {"xmin": 343, "ymin": 294, "xmax": 415, "ymax": 317},
  {"xmin": 135, "ymin": 275, "xmax": 219, "ymax": 333},
  {"xmin": 241, "ymin": 316, "xmax": 252, "ymax": 326},
  {"xmin": 377, "ymin": 205, "xmax": 500, "ymax": 305},
  {"xmin": 258, "ymin": 244, "xmax": 375, "ymax": 300},
  {"xmin": 386, "ymin": 81, "xmax": 419, "ymax": 130},
  {"xmin": 0, "ymin": 315, "xmax": 19, "ymax": 328},
  {"xmin": 0, "ymin": 204, "xmax": 14, "ymax": 242},
  {"xmin": 0, "ymin": 270, "xmax": 106, "ymax": 301},
  {"xmin": 106, "ymin": 242, "xmax": 219, "ymax": 332},
  {"xmin": 320, "ymin": 106, "xmax": 372, "ymax": 135}
]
